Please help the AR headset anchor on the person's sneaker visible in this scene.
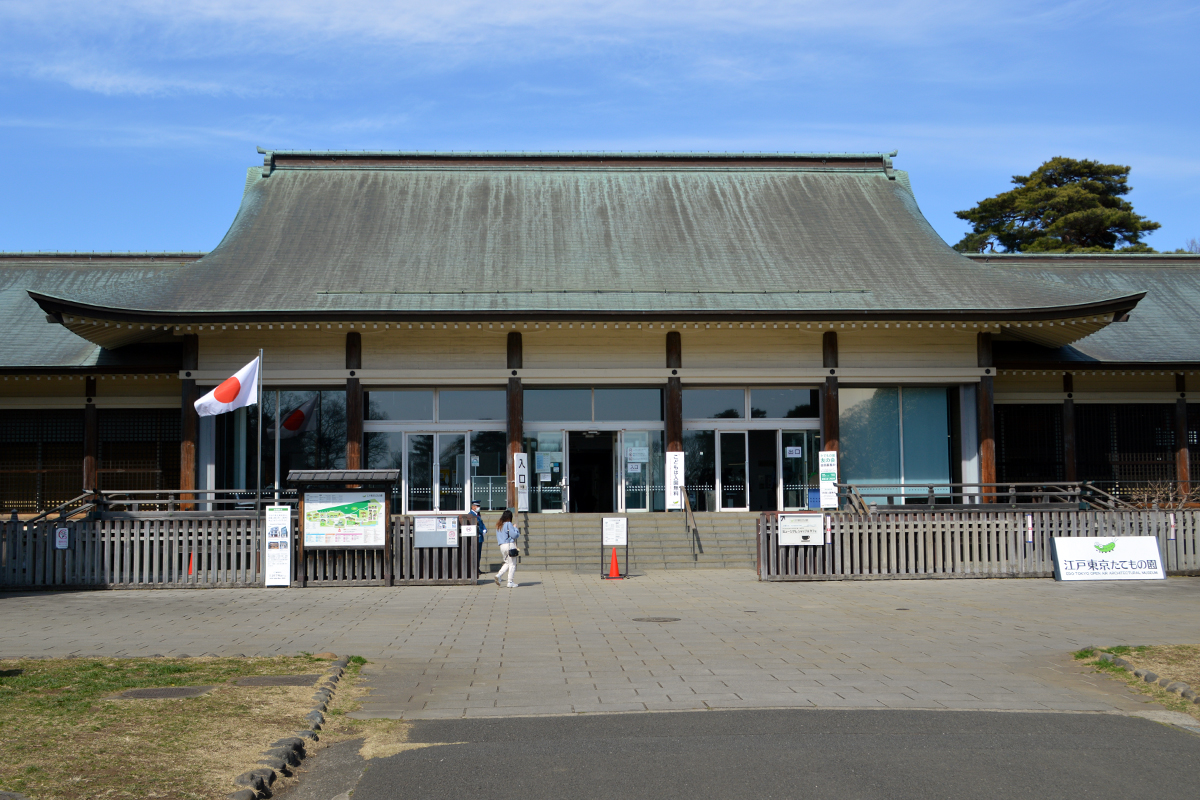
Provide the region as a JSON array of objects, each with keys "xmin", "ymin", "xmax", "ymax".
[
  {"xmin": 494, "ymin": 576, "xmax": 502, "ymax": 586},
  {"xmin": 507, "ymin": 582, "xmax": 518, "ymax": 588}
]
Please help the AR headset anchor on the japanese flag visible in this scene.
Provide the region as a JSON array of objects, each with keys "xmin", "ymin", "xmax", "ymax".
[
  {"xmin": 194, "ymin": 357, "xmax": 259, "ymax": 417},
  {"xmin": 270, "ymin": 395, "xmax": 318, "ymax": 439}
]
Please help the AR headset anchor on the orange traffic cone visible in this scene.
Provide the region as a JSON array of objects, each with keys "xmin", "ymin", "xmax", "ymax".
[
  {"xmin": 607, "ymin": 546, "xmax": 622, "ymax": 580},
  {"xmin": 188, "ymin": 553, "xmax": 194, "ymax": 576}
]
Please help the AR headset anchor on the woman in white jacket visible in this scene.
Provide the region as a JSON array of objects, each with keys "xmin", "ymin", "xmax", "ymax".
[{"xmin": 494, "ymin": 509, "xmax": 520, "ymax": 588}]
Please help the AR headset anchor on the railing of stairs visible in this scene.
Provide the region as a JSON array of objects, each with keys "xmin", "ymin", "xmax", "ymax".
[{"xmin": 681, "ymin": 489, "xmax": 701, "ymax": 561}]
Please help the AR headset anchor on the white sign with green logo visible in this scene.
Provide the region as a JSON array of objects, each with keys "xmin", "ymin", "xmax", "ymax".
[
  {"xmin": 818, "ymin": 451, "xmax": 838, "ymax": 509},
  {"xmin": 1051, "ymin": 536, "xmax": 1165, "ymax": 581},
  {"xmin": 303, "ymin": 492, "xmax": 387, "ymax": 548}
]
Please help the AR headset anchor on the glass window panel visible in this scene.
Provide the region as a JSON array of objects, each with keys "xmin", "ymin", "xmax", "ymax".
[
  {"xmin": 365, "ymin": 432, "xmax": 404, "ymax": 470},
  {"xmin": 682, "ymin": 430, "xmax": 715, "ymax": 511},
  {"xmin": 750, "ymin": 388, "xmax": 818, "ymax": 419},
  {"xmin": 623, "ymin": 431, "xmax": 651, "ymax": 511},
  {"xmin": 839, "ymin": 388, "xmax": 901, "ymax": 486},
  {"xmin": 407, "ymin": 434, "xmax": 434, "ymax": 512},
  {"xmin": 438, "ymin": 433, "xmax": 466, "ymax": 511},
  {"xmin": 470, "ymin": 431, "xmax": 508, "ymax": 511},
  {"xmin": 524, "ymin": 389, "xmax": 592, "ymax": 422},
  {"xmin": 782, "ymin": 431, "xmax": 816, "ymax": 509},
  {"xmin": 595, "ymin": 389, "xmax": 663, "ymax": 421},
  {"xmin": 523, "ymin": 431, "xmax": 563, "ymax": 512},
  {"xmin": 439, "ymin": 390, "xmax": 506, "ymax": 421},
  {"xmin": 719, "ymin": 432, "xmax": 747, "ymax": 509},
  {"xmin": 901, "ymin": 387, "xmax": 951, "ymax": 487},
  {"xmin": 368, "ymin": 390, "xmax": 433, "ymax": 421},
  {"xmin": 265, "ymin": 391, "xmax": 346, "ymax": 490},
  {"xmin": 683, "ymin": 389, "xmax": 744, "ymax": 419}
]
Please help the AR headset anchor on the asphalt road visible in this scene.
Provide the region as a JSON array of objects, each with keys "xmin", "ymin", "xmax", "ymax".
[{"xmin": 283, "ymin": 709, "xmax": 1200, "ymax": 800}]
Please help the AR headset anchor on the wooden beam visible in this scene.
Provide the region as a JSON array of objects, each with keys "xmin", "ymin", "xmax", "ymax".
[
  {"xmin": 507, "ymin": 333, "xmax": 523, "ymax": 509},
  {"xmin": 1177, "ymin": 373, "xmax": 1190, "ymax": 496},
  {"xmin": 180, "ymin": 334, "xmax": 199, "ymax": 508},
  {"xmin": 821, "ymin": 332, "xmax": 839, "ymax": 453},
  {"xmin": 1062, "ymin": 373, "xmax": 1076, "ymax": 482},
  {"xmin": 977, "ymin": 333, "xmax": 995, "ymax": 501},
  {"xmin": 666, "ymin": 332, "xmax": 682, "ymax": 452},
  {"xmin": 346, "ymin": 332, "xmax": 363, "ymax": 469},
  {"xmin": 83, "ymin": 376, "xmax": 97, "ymax": 493}
]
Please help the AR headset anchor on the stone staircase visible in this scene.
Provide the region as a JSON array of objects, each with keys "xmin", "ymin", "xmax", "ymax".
[{"xmin": 483, "ymin": 512, "xmax": 759, "ymax": 572}]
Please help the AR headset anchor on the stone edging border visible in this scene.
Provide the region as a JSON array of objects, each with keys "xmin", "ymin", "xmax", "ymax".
[
  {"xmin": 1096, "ymin": 651, "xmax": 1200, "ymax": 705},
  {"xmin": 226, "ymin": 655, "xmax": 350, "ymax": 800}
]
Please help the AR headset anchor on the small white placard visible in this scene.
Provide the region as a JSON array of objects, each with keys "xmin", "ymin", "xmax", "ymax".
[
  {"xmin": 55, "ymin": 527, "xmax": 70, "ymax": 550},
  {"xmin": 602, "ymin": 517, "xmax": 628, "ymax": 546},
  {"xmin": 818, "ymin": 451, "xmax": 838, "ymax": 509},
  {"xmin": 514, "ymin": 453, "xmax": 529, "ymax": 512},
  {"xmin": 625, "ymin": 446, "xmax": 649, "ymax": 463},
  {"xmin": 778, "ymin": 513, "xmax": 824, "ymax": 546},
  {"xmin": 666, "ymin": 451, "xmax": 685, "ymax": 510},
  {"xmin": 471, "ymin": 455, "xmax": 480, "ymax": 467},
  {"xmin": 1052, "ymin": 537, "xmax": 1165, "ymax": 581},
  {"xmin": 785, "ymin": 446, "xmax": 803, "ymax": 458},
  {"xmin": 540, "ymin": 472, "xmax": 552, "ymax": 482},
  {"xmin": 264, "ymin": 506, "xmax": 292, "ymax": 586},
  {"xmin": 626, "ymin": 462, "xmax": 641, "ymax": 473}
]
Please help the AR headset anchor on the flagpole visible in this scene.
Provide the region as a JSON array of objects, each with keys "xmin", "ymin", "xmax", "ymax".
[
  {"xmin": 274, "ymin": 390, "xmax": 281, "ymax": 501},
  {"xmin": 256, "ymin": 348, "xmax": 263, "ymax": 515}
]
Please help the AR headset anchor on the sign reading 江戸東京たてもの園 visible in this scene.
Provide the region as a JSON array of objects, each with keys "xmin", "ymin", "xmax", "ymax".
[
  {"xmin": 1051, "ymin": 537, "xmax": 1166, "ymax": 581},
  {"xmin": 303, "ymin": 492, "xmax": 386, "ymax": 548}
]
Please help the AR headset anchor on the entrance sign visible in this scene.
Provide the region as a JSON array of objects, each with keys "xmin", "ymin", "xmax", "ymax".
[
  {"xmin": 54, "ymin": 527, "xmax": 70, "ymax": 550},
  {"xmin": 513, "ymin": 453, "xmax": 529, "ymax": 512},
  {"xmin": 1051, "ymin": 537, "xmax": 1165, "ymax": 581},
  {"xmin": 602, "ymin": 517, "xmax": 627, "ymax": 546},
  {"xmin": 626, "ymin": 463, "xmax": 641, "ymax": 473},
  {"xmin": 303, "ymin": 492, "xmax": 386, "ymax": 548},
  {"xmin": 665, "ymin": 452, "xmax": 685, "ymax": 511},
  {"xmin": 264, "ymin": 505, "xmax": 292, "ymax": 586},
  {"xmin": 778, "ymin": 513, "xmax": 823, "ymax": 545},
  {"xmin": 414, "ymin": 516, "xmax": 460, "ymax": 548},
  {"xmin": 818, "ymin": 451, "xmax": 839, "ymax": 509}
]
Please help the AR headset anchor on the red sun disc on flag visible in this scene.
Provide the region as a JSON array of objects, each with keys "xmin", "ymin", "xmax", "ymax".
[
  {"xmin": 283, "ymin": 409, "xmax": 306, "ymax": 431},
  {"xmin": 213, "ymin": 376, "xmax": 241, "ymax": 403}
]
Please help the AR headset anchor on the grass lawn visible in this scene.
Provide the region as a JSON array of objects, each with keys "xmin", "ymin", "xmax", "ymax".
[
  {"xmin": 0, "ymin": 654, "xmax": 354, "ymax": 800},
  {"xmin": 1074, "ymin": 644, "xmax": 1200, "ymax": 722}
]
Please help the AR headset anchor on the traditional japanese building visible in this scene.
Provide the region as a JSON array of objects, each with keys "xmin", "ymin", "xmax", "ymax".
[{"xmin": 2, "ymin": 150, "xmax": 1196, "ymax": 516}]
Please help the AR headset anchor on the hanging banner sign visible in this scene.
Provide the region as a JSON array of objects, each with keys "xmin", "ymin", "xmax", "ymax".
[
  {"xmin": 602, "ymin": 517, "xmax": 628, "ymax": 546},
  {"xmin": 1051, "ymin": 537, "xmax": 1166, "ymax": 581},
  {"xmin": 264, "ymin": 505, "xmax": 292, "ymax": 586},
  {"xmin": 303, "ymin": 492, "xmax": 386, "ymax": 548},
  {"xmin": 514, "ymin": 453, "xmax": 529, "ymax": 512},
  {"xmin": 778, "ymin": 513, "xmax": 824, "ymax": 546},
  {"xmin": 818, "ymin": 451, "xmax": 839, "ymax": 509},
  {"xmin": 665, "ymin": 451, "xmax": 685, "ymax": 510},
  {"xmin": 414, "ymin": 516, "xmax": 460, "ymax": 548}
]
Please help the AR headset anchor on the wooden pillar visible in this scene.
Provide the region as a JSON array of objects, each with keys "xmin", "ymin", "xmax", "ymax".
[
  {"xmin": 506, "ymin": 332, "xmax": 523, "ymax": 509},
  {"xmin": 180, "ymin": 334, "xmax": 199, "ymax": 507},
  {"xmin": 1176, "ymin": 374, "xmax": 1190, "ymax": 496},
  {"xmin": 1062, "ymin": 373, "xmax": 1076, "ymax": 482},
  {"xmin": 83, "ymin": 376, "xmax": 98, "ymax": 493},
  {"xmin": 666, "ymin": 331, "xmax": 682, "ymax": 452},
  {"xmin": 345, "ymin": 332, "xmax": 363, "ymax": 469},
  {"xmin": 977, "ymin": 333, "xmax": 995, "ymax": 502},
  {"xmin": 821, "ymin": 331, "xmax": 839, "ymax": 453}
]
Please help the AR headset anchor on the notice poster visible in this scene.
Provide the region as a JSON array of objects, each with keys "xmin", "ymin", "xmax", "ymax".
[
  {"xmin": 778, "ymin": 513, "xmax": 824, "ymax": 546},
  {"xmin": 625, "ymin": 446, "xmax": 649, "ymax": 463},
  {"xmin": 264, "ymin": 505, "xmax": 292, "ymax": 586},
  {"xmin": 514, "ymin": 453, "xmax": 529, "ymax": 512},
  {"xmin": 303, "ymin": 492, "xmax": 386, "ymax": 548},
  {"xmin": 818, "ymin": 451, "xmax": 839, "ymax": 509},
  {"xmin": 602, "ymin": 517, "xmax": 628, "ymax": 546},
  {"xmin": 665, "ymin": 452, "xmax": 685, "ymax": 511},
  {"xmin": 414, "ymin": 516, "xmax": 460, "ymax": 548},
  {"xmin": 1051, "ymin": 537, "xmax": 1165, "ymax": 581}
]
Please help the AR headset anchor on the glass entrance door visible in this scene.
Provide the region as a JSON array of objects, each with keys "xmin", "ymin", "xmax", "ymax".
[
  {"xmin": 719, "ymin": 431, "xmax": 748, "ymax": 510},
  {"xmin": 407, "ymin": 432, "xmax": 466, "ymax": 513}
]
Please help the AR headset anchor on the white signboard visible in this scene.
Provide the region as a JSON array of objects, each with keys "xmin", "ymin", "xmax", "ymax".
[
  {"xmin": 602, "ymin": 517, "xmax": 628, "ymax": 546},
  {"xmin": 514, "ymin": 453, "xmax": 529, "ymax": 512},
  {"xmin": 626, "ymin": 462, "xmax": 641, "ymax": 473},
  {"xmin": 778, "ymin": 513, "xmax": 824, "ymax": 545},
  {"xmin": 1051, "ymin": 537, "xmax": 1165, "ymax": 581},
  {"xmin": 818, "ymin": 451, "xmax": 839, "ymax": 509},
  {"xmin": 264, "ymin": 505, "xmax": 292, "ymax": 586},
  {"xmin": 665, "ymin": 451, "xmax": 685, "ymax": 511},
  {"xmin": 625, "ymin": 446, "xmax": 649, "ymax": 463},
  {"xmin": 785, "ymin": 446, "xmax": 803, "ymax": 458},
  {"xmin": 54, "ymin": 527, "xmax": 70, "ymax": 550},
  {"xmin": 303, "ymin": 492, "xmax": 386, "ymax": 548},
  {"xmin": 414, "ymin": 516, "xmax": 460, "ymax": 548},
  {"xmin": 540, "ymin": 472, "xmax": 553, "ymax": 482}
]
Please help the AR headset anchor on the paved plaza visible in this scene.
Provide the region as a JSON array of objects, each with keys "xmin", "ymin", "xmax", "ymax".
[{"xmin": 1, "ymin": 571, "xmax": 1197, "ymax": 718}]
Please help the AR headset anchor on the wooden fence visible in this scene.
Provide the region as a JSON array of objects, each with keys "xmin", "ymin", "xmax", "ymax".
[
  {"xmin": 1, "ymin": 515, "xmax": 475, "ymax": 589},
  {"xmin": 759, "ymin": 510, "xmax": 1200, "ymax": 581}
]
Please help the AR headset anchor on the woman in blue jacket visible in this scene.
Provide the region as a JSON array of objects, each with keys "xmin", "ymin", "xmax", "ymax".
[{"xmin": 494, "ymin": 509, "xmax": 520, "ymax": 588}]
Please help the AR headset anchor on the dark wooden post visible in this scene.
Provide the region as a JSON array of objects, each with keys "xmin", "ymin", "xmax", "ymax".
[
  {"xmin": 506, "ymin": 332, "xmax": 523, "ymax": 509},
  {"xmin": 821, "ymin": 332, "xmax": 839, "ymax": 453},
  {"xmin": 977, "ymin": 333, "xmax": 996, "ymax": 502},
  {"xmin": 1176, "ymin": 374, "xmax": 1190, "ymax": 496},
  {"xmin": 666, "ymin": 331, "xmax": 682, "ymax": 452},
  {"xmin": 346, "ymin": 332, "xmax": 363, "ymax": 469},
  {"xmin": 1062, "ymin": 373, "xmax": 1076, "ymax": 482},
  {"xmin": 180, "ymin": 334, "xmax": 199, "ymax": 508},
  {"xmin": 83, "ymin": 376, "xmax": 98, "ymax": 494}
]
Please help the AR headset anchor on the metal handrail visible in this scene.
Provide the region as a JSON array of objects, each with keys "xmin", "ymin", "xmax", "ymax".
[
  {"xmin": 681, "ymin": 485, "xmax": 701, "ymax": 560},
  {"xmin": 837, "ymin": 481, "xmax": 1088, "ymax": 510},
  {"xmin": 24, "ymin": 492, "xmax": 97, "ymax": 524}
]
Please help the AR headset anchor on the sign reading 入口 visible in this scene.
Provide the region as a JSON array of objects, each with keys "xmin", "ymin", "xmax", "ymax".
[
  {"xmin": 513, "ymin": 453, "xmax": 529, "ymax": 512},
  {"xmin": 818, "ymin": 451, "xmax": 838, "ymax": 509},
  {"xmin": 778, "ymin": 513, "xmax": 824, "ymax": 545},
  {"xmin": 303, "ymin": 492, "xmax": 386, "ymax": 548},
  {"xmin": 1051, "ymin": 537, "xmax": 1165, "ymax": 581}
]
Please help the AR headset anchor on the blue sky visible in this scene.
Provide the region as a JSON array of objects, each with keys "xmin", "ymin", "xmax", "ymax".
[{"xmin": 1, "ymin": 0, "xmax": 1196, "ymax": 253}]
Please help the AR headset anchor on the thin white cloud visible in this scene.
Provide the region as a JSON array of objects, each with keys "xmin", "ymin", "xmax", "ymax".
[{"xmin": 29, "ymin": 62, "xmax": 239, "ymax": 97}]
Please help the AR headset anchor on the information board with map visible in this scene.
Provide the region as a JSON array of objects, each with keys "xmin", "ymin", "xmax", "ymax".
[{"xmin": 302, "ymin": 492, "xmax": 387, "ymax": 548}]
